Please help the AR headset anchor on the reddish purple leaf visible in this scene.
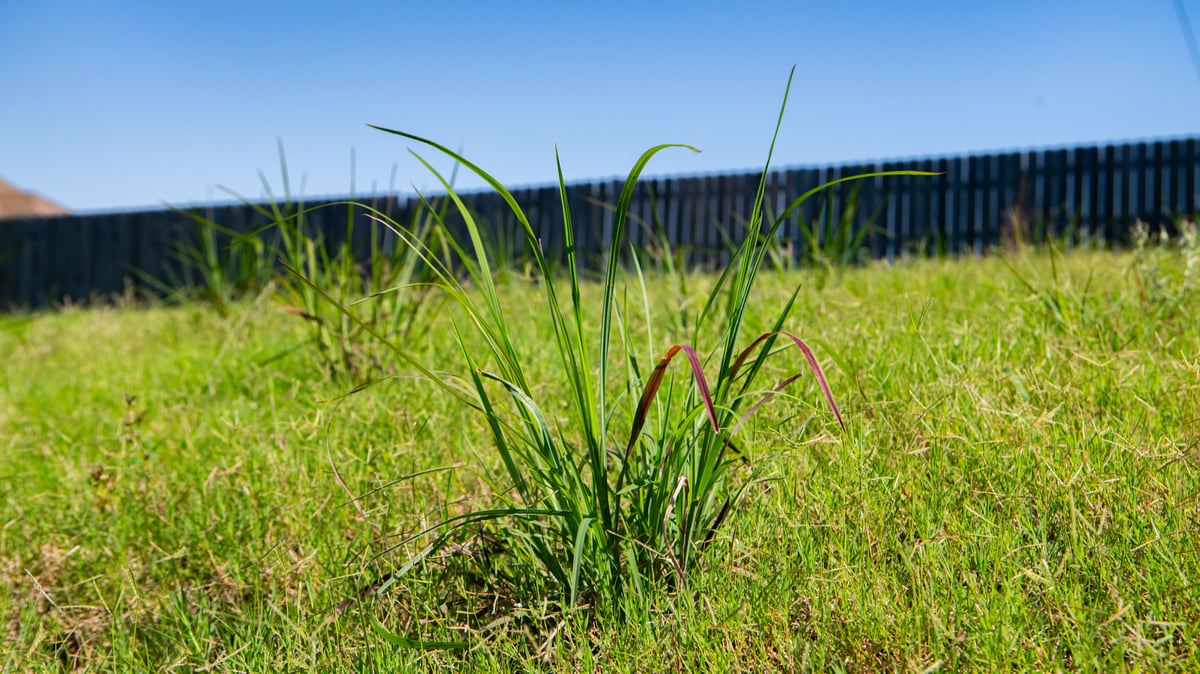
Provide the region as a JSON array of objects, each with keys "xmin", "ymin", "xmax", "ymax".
[
  {"xmin": 728, "ymin": 331, "xmax": 845, "ymax": 432},
  {"xmin": 626, "ymin": 332, "xmax": 844, "ymax": 458},
  {"xmin": 626, "ymin": 344, "xmax": 719, "ymax": 455}
]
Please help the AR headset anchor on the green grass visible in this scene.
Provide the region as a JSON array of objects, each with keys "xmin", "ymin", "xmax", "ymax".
[{"xmin": 2, "ymin": 246, "xmax": 1198, "ymax": 671}]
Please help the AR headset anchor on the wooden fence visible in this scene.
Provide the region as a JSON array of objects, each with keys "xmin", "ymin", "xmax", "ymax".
[{"xmin": 2, "ymin": 136, "xmax": 1198, "ymax": 310}]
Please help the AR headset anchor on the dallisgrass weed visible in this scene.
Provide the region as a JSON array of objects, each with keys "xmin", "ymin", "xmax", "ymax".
[
  {"xmin": 1131, "ymin": 217, "xmax": 1200, "ymax": 320},
  {"xmin": 790, "ymin": 182, "xmax": 881, "ymax": 288},
  {"xmin": 267, "ymin": 194, "xmax": 450, "ymax": 382},
  {"xmin": 246, "ymin": 147, "xmax": 454, "ymax": 382},
  {"xmin": 144, "ymin": 203, "xmax": 277, "ymax": 314},
  {"xmin": 160, "ymin": 143, "xmax": 453, "ymax": 382},
  {"xmin": 284, "ymin": 69, "xmax": 937, "ymax": 636}
]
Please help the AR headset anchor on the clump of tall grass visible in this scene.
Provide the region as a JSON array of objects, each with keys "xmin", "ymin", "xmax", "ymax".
[
  {"xmin": 248, "ymin": 149, "xmax": 455, "ymax": 381},
  {"xmin": 160, "ymin": 145, "xmax": 450, "ymax": 381},
  {"xmin": 290, "ymin": 69, "xmax": 935, "ymax": 639},
  {"xmin": 137, "ymin": 204, "xmax": 277, "ymax": 315},
  {"xmin": 1131, "ymin": 217, "xmax": 1200, "ymax": 320},
  {"xmin": 785, "ymin": 182, "xmax": 881, "ymax": 288},
  {"xmin": 266, "ymin": 197, "xmax": 450, "ymax": 382}
]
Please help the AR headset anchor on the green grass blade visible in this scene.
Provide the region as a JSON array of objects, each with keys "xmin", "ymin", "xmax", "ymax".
[
  {"xmin": 372, "ymin": 621, "xmax": 467, "ymax": 651},
  {"xmin": 569, "ymin": 517, "xmax": 594, "ymax": 607},
  {"xmin": 597, "ymin": 142, "xmax": 700, "ymax": 456}
]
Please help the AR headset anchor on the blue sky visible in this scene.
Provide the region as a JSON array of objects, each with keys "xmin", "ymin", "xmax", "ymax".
[{"xmin": 2, "ymin": 1, "xmax": 1199, "ymax": 213}]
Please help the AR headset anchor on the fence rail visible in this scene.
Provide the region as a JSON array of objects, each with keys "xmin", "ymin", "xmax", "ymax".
[{"xmin": 2, "ymin": 137, "xmax": 1198, "ymax": 310}]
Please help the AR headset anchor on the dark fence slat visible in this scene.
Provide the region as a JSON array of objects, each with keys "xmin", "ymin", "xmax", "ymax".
[
  {"xmin": 1152, "ymin": 141, "xmax": 1165, "ymax": 222},
  {"xmin": 1099, "ymin": 146, "xmax": 1115, "ymax": 240},
  {"xmin": 1184, "ymin": 139, "xmax": 1197, "ymax": 218},
  {"xmin": 1082, "ymin": 146, "xmax": 1098, "ymax": 241},
  {"xmin": 661, "ymin": 177, "xmax": 678, "ymax": 269},
  {"xmin": 1173, "ymin": 142, "xmax": 1188, "ymax": 221}
]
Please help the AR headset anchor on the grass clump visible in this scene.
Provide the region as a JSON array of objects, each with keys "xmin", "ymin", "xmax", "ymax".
[
  {"xmin": 151, "ymin": 143, "xmax": 451, "ymax": 383},
  {"xmin": 281, "ymin": 69, "xmax": 934, "ymax": 640},
  {"xmin": 1131, "ymin": 218, "xmax": 1200, "ymax": 320}
]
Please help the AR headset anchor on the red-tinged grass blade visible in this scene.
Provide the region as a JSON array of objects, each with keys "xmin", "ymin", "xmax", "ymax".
[
  {"xmin": 625, "ymin": 344, "xmax": 719, "ymax": 456},
  {"xmin": 615, "ymin": 343, "xmax": 723, "ymax": 505},
  {"xmin": 278, "ymin": 304, "xmax": 320, "ymax": 322},
  {"xmin": 728, "ymin": 330, "xmax": 845, "ymax": 432},
  {"xmin": 372, "ymin": 621, "xmax": 467, "ymax": 651},
  {"xmin": 597, "ymin": 144, "xmax": 702, "ymax": 540}
]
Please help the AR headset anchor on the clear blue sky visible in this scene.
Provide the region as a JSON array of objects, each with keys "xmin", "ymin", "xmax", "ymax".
[{"xmin": 3, "ymin": 1, "xmax": 1199, "ymax": 213}]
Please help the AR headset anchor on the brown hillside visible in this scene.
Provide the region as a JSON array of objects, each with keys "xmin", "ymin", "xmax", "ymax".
[{"xmin": 0, "ymin": 177, "xmax": 70, "ymax": 219}]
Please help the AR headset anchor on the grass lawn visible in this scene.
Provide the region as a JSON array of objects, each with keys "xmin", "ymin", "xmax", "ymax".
[{"xmin": 1, "ymin": 248, "xmax": 1197, "ymax": 671}]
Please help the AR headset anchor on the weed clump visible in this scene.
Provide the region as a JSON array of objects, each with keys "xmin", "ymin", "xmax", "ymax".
[
  {"xmin": 283, "ymin": 69, "xmax": 935, "ymax": 647},
  {"xmin": 1131, "ymin": 218, "xmax": 1200, "ymax": 319}
]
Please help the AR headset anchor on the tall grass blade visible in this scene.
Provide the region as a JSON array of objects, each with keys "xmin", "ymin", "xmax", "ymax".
[{"xmin": 727, "ymin": 330, "xmax": 845, "ymax": 431}]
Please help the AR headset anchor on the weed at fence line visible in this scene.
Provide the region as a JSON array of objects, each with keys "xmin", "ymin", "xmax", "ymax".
[
  {"xmin": 1000, "ymin": 185, "xmax": 1123, "ymax": 259},
  {"xmin": 1016, "ymin": 210, "xmax": 1091, "ymax": 253},
  {"xmin": 253, "ymin": 143, "xmax": 451, "ymax": 381},
  {"xmin": 265, "ymin": 191, "xmax": 452, "ymax": 383},
  {"xmin": 788, "ymin": 182, "xmax": 882, "ymax": 288},
  {"xmin": 134, "ymin": 203, "xmax": 277, "ymax": 314},
  {"xmin": 1001, "ymin": 214, "xmax": 1199, "ymax": 341},
  {"xmin": 159, "ymin": 142, "xmax": 453, "ymax": 382},
  {"xmin": 1131, "ymin": 217, "xmax": 1200, "ymax": 320}
]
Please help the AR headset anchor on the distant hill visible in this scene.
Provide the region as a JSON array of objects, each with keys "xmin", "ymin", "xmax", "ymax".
[{"xmin": 0, "ymin": 177, "xmax": 69, "ymax": 219}]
